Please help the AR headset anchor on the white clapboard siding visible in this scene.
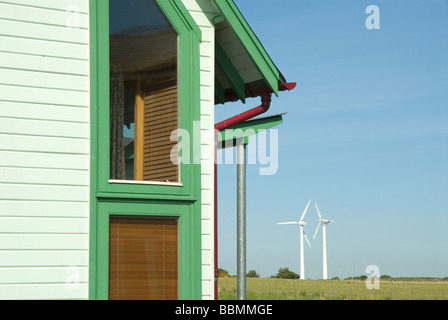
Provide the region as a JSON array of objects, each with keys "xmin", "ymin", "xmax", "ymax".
[
  {"xmin": 0, "ymin": 201, "xmax": 89, "ymax": 218},
  {"xmin": 0, "ymin": 284, "xmax": 88, "ymax": 300},
  {"xmin": 0, "ymin": 117, "xmax": 89, "ymax": 139},
  {"xmin": 0, "ymin": 2, "xmax": 89, "ymax": 28},
  {"xmin": 0, "ymin": 234, "xmax": 88, "ymax": 250},
  {"xmin": 0, "ymin": 102, "xmax": 89, "ymax": 123},
  {"xmin": 0, "ymin": 0, "xmax": 90, "ymax": 300},
  {"xmin": 0, "ymin": 151, "xmax": 89, "ymax": 171},
  {"xmin": 0, "ymin": 267, "xmax": 88, "ymax": 285},
  {"xmin": 182, "ymin": 0, "xmax": 217, "ymax": 300},
  {"xmin": 0, "ymin": 134, "xmax": 89, "ymax": 154},
  {"xmin": 0, "ymin": 217, "xmax": 88, "ymax": 234},
  {"xmin": 0, "ymin": 19, "xmax": 88, "ymax": 44},
  {"xmin": 0, "ymin": 68, "xmax": 89, "ymax": 92},
  {"xmin": 0, "ymin": 250, "xmax": 88, "ymax": 267},
  {"xmin": 0, "ymin": 184, "xmax": 89, "ymax": 202},
  {"xmin": 0, "ymin": 167, "xmax": 89, "ymax": 186},
  {"xmin": 0, "ymin": 52, "xmax": 89, "ymax": 76},
  {"xmin": 0, "ymin": 36, "xmax": 89, "ymax": 60},
  {"xmin": 0, "ymin": 85, "xmax": 89, "ymax": 107},
  {"xmin": 0, "ymin": 0, "xmax": 89, "ymax": 13}
]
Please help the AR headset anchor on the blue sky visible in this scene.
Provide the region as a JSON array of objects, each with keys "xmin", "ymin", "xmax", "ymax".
[{"xmin": 215, "ymin": 0, "xmax": 448, "ymax": 279}]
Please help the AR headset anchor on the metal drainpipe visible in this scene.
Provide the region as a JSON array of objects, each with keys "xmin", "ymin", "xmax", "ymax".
[
  {"xmin": 212, "ymin": 83, "xmax": 296, "ymax": 299},
  {"xmin": 236, "ymin": 140, "xmax": 247, "ymax": 300},
  {"xmin": 213, "ymin": 92, "xmax": 272, "ymax": 300}
]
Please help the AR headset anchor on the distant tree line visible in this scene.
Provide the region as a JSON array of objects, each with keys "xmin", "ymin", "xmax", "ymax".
[
  {"xmin": 218, "ymin": 268, "xmax": 230, "ymax": 277},
  {"xmin": 344, "ymin": 275, "xmax": 448, "ymax": 282},
  {"xmin": 246, "ymin": 270, "xmax": 260, "ymax": 278},
  {"xmin": 219, "ymin": 267, "xmax": 297, "ymax": 279},
  {"xmin": 272, "ymin": 267, "xmax": 300, "ymax": 279},
  {"xmin": 218, "ymin": 268, "xmax": 260, "ymax": 278},
  {"xmin": 219, "ymin": 267, "xmax": 448, "ymax": 281}
]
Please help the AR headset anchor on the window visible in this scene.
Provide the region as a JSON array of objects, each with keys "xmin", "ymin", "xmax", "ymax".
[
  {"xmin": 90, "ymin": 0, "xmax": 202, "ymax": 300},
  {"xmin": 109, "ymin": 216, "xmax": 179, "ymax": 300},
  {"xmin": 109, "ymin": 0, "xmax": 179, "ymax": 183}
]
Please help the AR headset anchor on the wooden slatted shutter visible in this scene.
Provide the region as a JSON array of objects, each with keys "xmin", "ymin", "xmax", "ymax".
[
  {"xmin": 109, "ymin": 217, "xmax": 179, "ymax": 300},
  {"xmin": 143, "ymin": 81, "xmax": 179, "ymax": 183}
]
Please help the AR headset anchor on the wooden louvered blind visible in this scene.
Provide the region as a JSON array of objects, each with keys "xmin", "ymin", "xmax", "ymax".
[
  {"xmin": 109, "ymin": 217, "xmax": 179, "ymax": 300},
  {"xmin": 143, "ymin": 82, "xmax": 179, "ymax": 183}
]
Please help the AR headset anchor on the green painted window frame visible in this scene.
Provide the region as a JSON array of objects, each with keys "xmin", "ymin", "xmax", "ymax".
[
  {"xmin": 91, "ymin": 0, "xmax": 201, "ymax": 201},
  {"xmin": 89, "ymin": 0, "xmax": 203, "ymax": 300},
  {"xmin": 90, "ymin": 200, "xmax": 201, "ymax": 300}
]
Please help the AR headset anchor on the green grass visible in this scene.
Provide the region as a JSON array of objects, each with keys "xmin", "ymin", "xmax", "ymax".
[{"xmin": 218, "ymin": 278, "xmax": 448, "ymax": 300}]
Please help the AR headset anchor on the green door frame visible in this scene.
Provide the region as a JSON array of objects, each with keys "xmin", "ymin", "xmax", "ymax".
[
  {"xmin": 89, "ymin": 0, "xmax": 202, "ymax": 300},
  {"xmin": 93, "ymin": 200, "xmax": 201, "ymax": 300}
]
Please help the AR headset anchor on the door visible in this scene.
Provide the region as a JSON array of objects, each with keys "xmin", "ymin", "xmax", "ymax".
[{"xmin": 109, "ymin": 216, "xmax": 178, "ymax": 300}]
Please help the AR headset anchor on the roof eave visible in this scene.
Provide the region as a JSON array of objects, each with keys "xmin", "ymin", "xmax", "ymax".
[{"xmin": 213, "ymin": 0, "xmax": 285, "ymax": 98}]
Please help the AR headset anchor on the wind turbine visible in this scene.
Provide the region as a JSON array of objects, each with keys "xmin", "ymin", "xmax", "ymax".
[
  {"xmin": 277, "ymin": 198, "xmax": 312, "ymax": 280},
  {"xmin": 313, "ymin": 202, "xmax": 334, "ymax": 280}
]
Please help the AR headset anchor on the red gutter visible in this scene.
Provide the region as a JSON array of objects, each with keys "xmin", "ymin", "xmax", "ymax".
[
  {"xmin": 213, "ymin": 82, "xmax": 296, "ymax": 299},
  {"xmin": 215, "ymin": 93, "xmax": 272, "ymax": 131}
]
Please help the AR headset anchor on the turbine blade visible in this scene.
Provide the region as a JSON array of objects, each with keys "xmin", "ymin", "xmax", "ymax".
[
  {"xmin": 313, "ymin": 222, "xmax": 321, "ymax": 239},
  {"xmin": 304, "ymin": 232, "xmax": 311, "ymax": 248},
  {"xmin": 299, "ymin": 198, "xmax": 312, "ymax": 222},
  {"xmin": 315, "ymin": 202, "xmax": 322, "ymax": 220},
  {"xmin": 277, "ymin": 222, "xmax": 298, "ymax": 225}
]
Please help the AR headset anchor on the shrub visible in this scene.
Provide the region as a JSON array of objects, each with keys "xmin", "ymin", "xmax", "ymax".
[
  {"xmin": 218, "ymin": 268, "xmax": 230, "ymax": 278},
  {"xmin": 247, "ymin": 270, "xmax": 260, "ymax": 278},
  {"xmin": 276, "ymin": 267, "xmax": 300, "ymax": 279}
]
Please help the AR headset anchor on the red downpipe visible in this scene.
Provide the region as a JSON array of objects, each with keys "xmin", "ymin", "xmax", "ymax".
[
  {"xmin": 213, "ymin": 92, "xmax": 272, "ymax": 300},
  {"xmin": 214, "ymin": 147, "xmax": 219, "ymax": 299},
  {"xmin": 215, "ymin": 93, "xmax": 272, "ymax": 131},
  {"xmin": 213, "ymin": 83, "xmax": 296, "ymax": 300}
]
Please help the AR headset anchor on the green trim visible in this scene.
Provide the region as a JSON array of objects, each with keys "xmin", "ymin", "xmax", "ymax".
[
  {"xmin": 218, "ymin": 114, "xmax": 284, "ymax": 147},
  {"xmin": 89, "ymin": 0, "xmax": 202, "ymax": 300},
  {"xmin": 179, "ymin": 0, "xmax": 202, "ymax": 40},
  {"xmin": 163, "ymin": 0, "xmax": 202, "ymax": 41},
  {"xmin": 212, "ymin": 15, "xmax": 225, "ymax": 25},
  {"xmin": 214, "ymin": 0, "xmax": 280, "ymax": 95},
  {"xmin": 93, "ymin": 200, "xmax": 202, "ymax": 300},
  {"xmin": 89, "ymin": 0, "xmax": 99, "ymax": 301},
  {"xmin": 216, "ymin": 44, "xmax": 246, "ymax": 103},
  {"xmin": 94, "ymin": 0, "xmax": 201, "ymax": 199},
  {"xmin": 96, "ymin": 192, "xmax": 197, "ymax": 202}
]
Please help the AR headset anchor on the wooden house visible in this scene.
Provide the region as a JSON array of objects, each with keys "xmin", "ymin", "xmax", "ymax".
[{"xmin": 0, "ymin": 0, "xmax": 293, "ymax": 300}]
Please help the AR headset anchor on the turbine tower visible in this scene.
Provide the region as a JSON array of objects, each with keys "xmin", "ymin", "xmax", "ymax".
[
  {"xmin": 313, "ymin": 202, "xmax": 334, "ymax": 280},
  {"xmin": 277, "ymin": 198, "xmax": 312, "ymax": 280}
]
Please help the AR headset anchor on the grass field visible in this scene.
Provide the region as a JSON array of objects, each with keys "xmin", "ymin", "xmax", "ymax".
[{"xmin": 218, "ymin": 277, "xmax": 448, "ymax": 300}]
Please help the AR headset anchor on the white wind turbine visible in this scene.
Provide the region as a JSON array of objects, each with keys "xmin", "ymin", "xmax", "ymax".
[
  {"xmin": 277, "ymin": 199, "xmax": 312, "ymax": 280},
  {"xmin": 313, "ymin": 202, "xmax": 334, "ymax": 280}
]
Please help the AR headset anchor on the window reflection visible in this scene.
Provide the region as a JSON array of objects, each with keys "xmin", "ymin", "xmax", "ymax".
[{"xmin": 109, "ymin": 0, "xmax": 179, "ymax": 183}]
